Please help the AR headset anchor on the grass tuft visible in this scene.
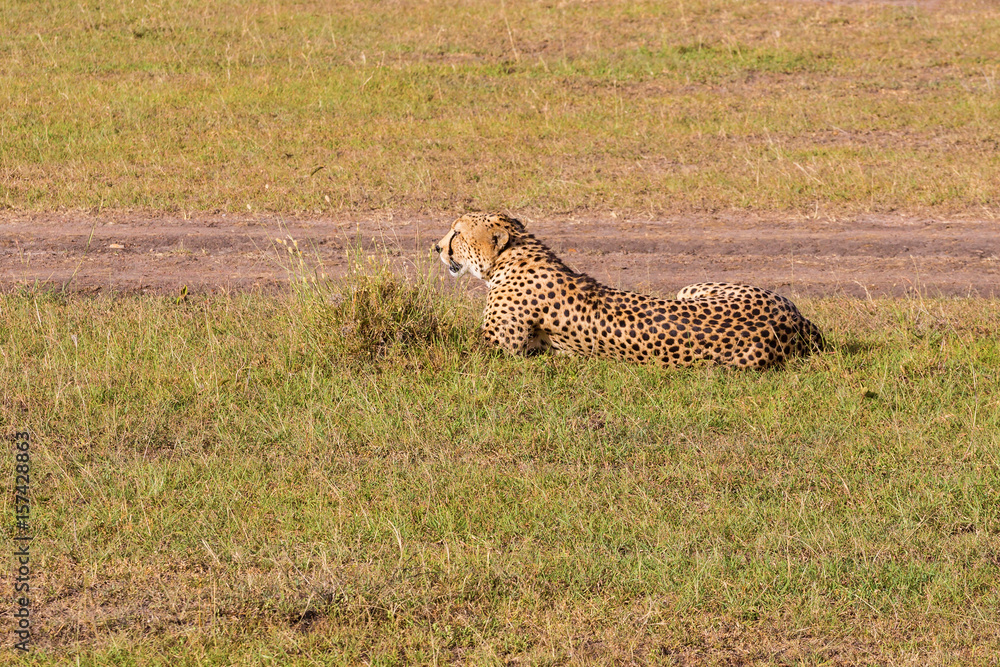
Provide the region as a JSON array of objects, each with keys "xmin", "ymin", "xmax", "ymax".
[{"xmin": 301, "ymin": 256, "xmax": 477, "ymax": 366}]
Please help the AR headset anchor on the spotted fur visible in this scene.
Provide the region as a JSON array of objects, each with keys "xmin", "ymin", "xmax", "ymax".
[{"xmin": 433, "ymin": 212, "xmax": 824, "ymax": 369}]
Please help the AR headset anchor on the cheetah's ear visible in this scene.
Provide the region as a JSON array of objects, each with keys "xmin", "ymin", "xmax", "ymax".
[{"xmin": 491, "ymin": 229, "xmax": 510, "ymax": 253}]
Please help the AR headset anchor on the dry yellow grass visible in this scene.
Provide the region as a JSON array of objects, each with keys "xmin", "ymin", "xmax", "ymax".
[{"xmin": 1, "ymin": 0, "xmax": 999, "ymax": 216}]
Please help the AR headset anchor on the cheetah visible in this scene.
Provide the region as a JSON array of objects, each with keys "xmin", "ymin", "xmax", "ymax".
[{"xmin": 433, "ymin": 212, "xmax": 824, "ymax": 369}]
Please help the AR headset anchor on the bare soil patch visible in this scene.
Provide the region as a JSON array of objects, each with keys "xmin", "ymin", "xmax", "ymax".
[{"xmin": 2, "ymin": 211, "xmax": 997, "ymax": 298}]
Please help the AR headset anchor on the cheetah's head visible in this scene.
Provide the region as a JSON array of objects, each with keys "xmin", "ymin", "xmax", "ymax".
[{"xmin": 433, "ymin": 213, "xmax": 524, "ymax": 280}]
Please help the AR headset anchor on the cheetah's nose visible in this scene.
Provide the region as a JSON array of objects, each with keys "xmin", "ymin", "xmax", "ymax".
[{"xmin": 433, "ymin": 244, "xmax": 442, "ymax": 254}]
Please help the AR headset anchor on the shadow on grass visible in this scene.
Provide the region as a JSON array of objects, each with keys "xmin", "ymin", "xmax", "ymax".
[{"xmin": 836, "ymin": 338, "xmax": 880, "ymax": 356}]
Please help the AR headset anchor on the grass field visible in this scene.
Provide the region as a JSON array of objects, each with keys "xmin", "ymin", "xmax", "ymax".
[
  {"xmin": 1, "ymin": 260, "xmax": 999, "ymax": 663},
  {"xmin": 4, "ymin": 0, "xmax": 1000, "ymax": 663},
  {"xmin": 2, "ymin": 0, "xmax": 1000, "ymax": 215}
]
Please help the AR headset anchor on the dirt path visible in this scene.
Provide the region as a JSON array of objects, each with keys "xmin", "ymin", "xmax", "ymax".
[{"xmin": 1, "ymin": 212, "xmax": 997, "ymax": 298}]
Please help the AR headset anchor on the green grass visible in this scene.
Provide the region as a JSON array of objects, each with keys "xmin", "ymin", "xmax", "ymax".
[
  {"xmin": 3, "ymin": 2, "xmax": 1000, "ymax": 661},
  {"xmin": 2, "ymin": 262, "xmax": 999, "ymax": 664},
  {"xmin": 2, "ymin": 0, "xmax": 1000, "ymax": 215}
]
